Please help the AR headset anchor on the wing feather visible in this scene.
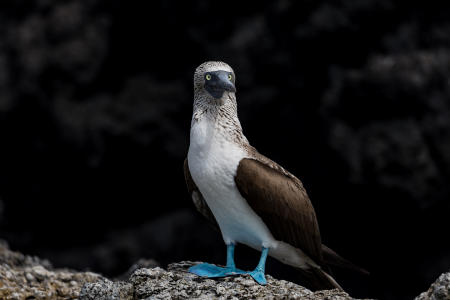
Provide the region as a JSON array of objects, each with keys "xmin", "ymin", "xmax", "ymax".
[{"xmin": 235, "ymin": 157, "xmax": 323, "ymax": 264}]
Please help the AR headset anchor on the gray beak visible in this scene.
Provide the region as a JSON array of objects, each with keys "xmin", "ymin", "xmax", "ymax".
[{"xmin": 205, "ymin": 71, "xmax": 236, "ymax": 99}]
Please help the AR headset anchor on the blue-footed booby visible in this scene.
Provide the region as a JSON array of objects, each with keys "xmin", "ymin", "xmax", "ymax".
[{"xmin": 184, "ymin": 61, "xmax": 367, "ymax": 290}]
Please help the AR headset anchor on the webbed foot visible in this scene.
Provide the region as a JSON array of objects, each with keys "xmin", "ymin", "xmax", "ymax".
[
  {"xmin": 189, "ymin": 263, "xmax": 245, "ymax": 278},
  {"xmin": 248, "ymin": 269, "xmax": 267, "ymax": 285}
]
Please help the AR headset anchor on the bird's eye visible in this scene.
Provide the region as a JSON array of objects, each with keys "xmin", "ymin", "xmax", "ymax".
[
  {"xmin": 228, "ymin": 74, "xmax": 233, "ymax": 80},
  {"xmin": 205, "ymin": 74, "xmax": 211, "ymax": 80}
]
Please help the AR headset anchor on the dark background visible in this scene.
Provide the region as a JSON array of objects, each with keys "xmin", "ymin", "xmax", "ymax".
[{"xmin": 0, "ymin": 0, "xmax": 449, "ymax": 299}]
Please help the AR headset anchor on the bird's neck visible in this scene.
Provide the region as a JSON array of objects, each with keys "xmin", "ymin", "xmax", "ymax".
[{"xmin": 192, "ymin": 92, "xmax": 248, "ymax": 145}]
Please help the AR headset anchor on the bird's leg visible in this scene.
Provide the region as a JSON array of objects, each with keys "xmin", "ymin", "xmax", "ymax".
[
  {"xmin": 248, "ymin": 247, "xmax": 269, "ymax": 285},
  {"xmin": 226, "ymin": 243, "xmax": 236, "ymax": 268},
  {"xmin": 224, "ymin": 244, "xmax": 245, "ymax": 275},
  {"xmin": 188, "ymin": 244, "xmax": 245, "ymax": 278}
]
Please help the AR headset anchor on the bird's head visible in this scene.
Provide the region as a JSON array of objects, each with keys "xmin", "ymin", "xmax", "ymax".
[{"xmin": 194, "ymin": 61, "xmax": 236, "ymax": 104}]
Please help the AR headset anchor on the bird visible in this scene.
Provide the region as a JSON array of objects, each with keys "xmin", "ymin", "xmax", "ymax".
[{"xmin": 184, "ymin": 61, "xmax": 367, "ymax": 290}]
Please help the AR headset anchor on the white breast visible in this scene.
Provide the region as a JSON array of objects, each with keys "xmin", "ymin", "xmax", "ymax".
[{"xmin": 187, "ymin": 116, "xmax": 277, "ymax": 250}]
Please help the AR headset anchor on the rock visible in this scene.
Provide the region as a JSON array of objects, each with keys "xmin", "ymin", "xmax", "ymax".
[
  {"xmin": 0, "ymin": 241, "xmax": 102, "ymax": 300},
  {"xmin": 79, "ymin": 279, "xmax": 134, "ymax": 300},
  {"xmin": 1, "ymin": 240, "xmax": 448, "ymax": 300},
  {"xmin": 415, "ymin": 272, "xmax": 450, "ymax": 300},
  {"xmin": 81, "ymin": 261, "xmax": 362, "ymax": 300}
]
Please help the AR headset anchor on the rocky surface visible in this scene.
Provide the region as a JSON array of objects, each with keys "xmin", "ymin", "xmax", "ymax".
[
  {"xmin": 0, "ymin": 242, "xmax": 101, "ymax": 299},
  {"xmin": 80, "ymin": 262, "xmax": 357, "ymax": 300},
  {"xmin": 0, "ymin": 241, "xmax": 359, "ymax": 300},
  {"xmin": 2, "ymin": 241, "xmax": 450, "ymax": 300},
  {"xmin": 415, "ymin": 272, "xmax": 450, "ymax": 300}
]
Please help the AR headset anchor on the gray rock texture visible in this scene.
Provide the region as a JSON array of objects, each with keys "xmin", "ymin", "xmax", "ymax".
[
  {"xmin": 0, "ymin": 241, "xmax": 360, "ymax": 300},
  {"xmin": 415, "ymin": 272, "xmax": 450, "ymax": 300},
  {"xmin": 2, "ymin": 240, "xmax": 448, "ymax": 300},
  {"xmin": 0, "ymin": 241, "xmax": 101, "ymax": 299},
  {"xmin": 80, "ymin": 261, "xmax": 359, "ymax": 300}
]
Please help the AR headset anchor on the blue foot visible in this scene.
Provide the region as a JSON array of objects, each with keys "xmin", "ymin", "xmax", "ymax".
[
  {"xmin": 249, "ymin": 269, "xmax": 267, "ymax": 285},
  {"xmin": 247, "ymin": 247, "xmax": 269, "ymax": 285},
  {"xmin": 189, "ymin": 263, "xmax": 245, "ymax": 278}
]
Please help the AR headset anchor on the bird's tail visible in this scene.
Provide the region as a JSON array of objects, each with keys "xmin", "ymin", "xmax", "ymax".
[
  {"xmin": 298, "ymin": 265, "xmax": 344, "ymax": 292},
  {"xmin": 321, "ymin": 244, "xmax": 369, "ymax": 275}
]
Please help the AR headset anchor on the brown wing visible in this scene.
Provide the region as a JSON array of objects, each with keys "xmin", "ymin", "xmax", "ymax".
[
  {"xmin": 235, "ymin": 157, "xmax": 323, "ymax": 264},
  {"xmin": 183, "ymin": 158, "xmax": 219, "ymax": 229}
]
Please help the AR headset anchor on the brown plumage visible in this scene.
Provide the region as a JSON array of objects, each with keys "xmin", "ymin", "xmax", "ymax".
[{"xmin": 234, "ymin": 157, "xmax": 323, "ymax": 264}]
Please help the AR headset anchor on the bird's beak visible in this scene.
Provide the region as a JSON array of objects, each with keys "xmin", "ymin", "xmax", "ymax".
[
  {"xmin": 205, "ymin": 71, "xmax": 236, "ymax": 99},
  {"xmin": 216, "ymin": 72, "xmax": 236, "ymax": 93}
]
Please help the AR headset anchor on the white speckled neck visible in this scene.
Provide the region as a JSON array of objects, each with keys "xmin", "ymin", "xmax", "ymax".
[{"xmin": 192, "ymin": 91, "xmax": 248, "ymax": 146}]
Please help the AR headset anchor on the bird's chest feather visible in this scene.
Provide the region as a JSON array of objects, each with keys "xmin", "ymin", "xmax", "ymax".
[
  {"xmin": 187, "ymin": 115, "xmax": 277, "ymax": 248},
  {"xmin": 188, "ymin": 117, "xmax": 246, "ymax": 193}
]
